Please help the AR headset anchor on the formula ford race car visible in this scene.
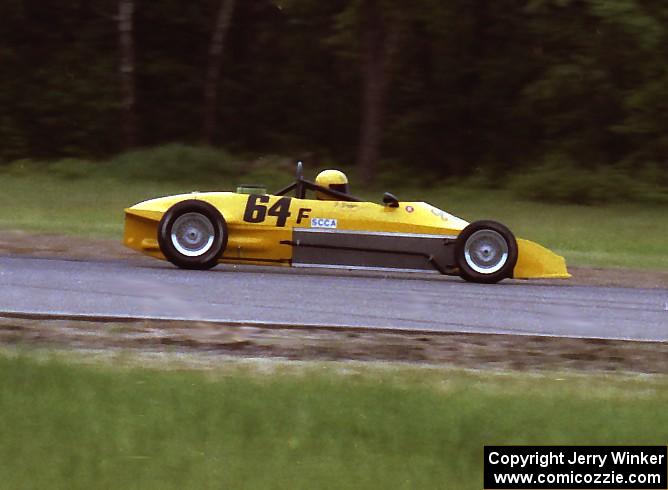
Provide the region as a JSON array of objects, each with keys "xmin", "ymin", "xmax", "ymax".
[{"xmin": 124, "ymin": 163, "xmax": 569, "ymax": 283}]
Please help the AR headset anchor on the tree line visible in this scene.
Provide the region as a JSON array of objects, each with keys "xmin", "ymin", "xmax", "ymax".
[{"xmin": 1, "ymin": 0, "xmax": 667, "ymax": 180}]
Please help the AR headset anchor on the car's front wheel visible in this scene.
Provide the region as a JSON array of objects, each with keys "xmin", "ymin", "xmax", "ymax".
[
  {"xmin": 158, "ymin": 200, "xmax": 227, "ymax": 270},
  {"xmin": 455, "ymin": 220, "xmax": 518, "ymax": 283}
]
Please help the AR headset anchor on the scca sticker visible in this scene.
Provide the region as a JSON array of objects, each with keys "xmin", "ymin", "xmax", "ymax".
[{"xmin": 311, "ymin": 218, "xmax": 337, "ymax": 229}]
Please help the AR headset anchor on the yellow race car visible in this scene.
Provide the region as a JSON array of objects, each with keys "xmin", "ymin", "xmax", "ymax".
[{"xmin": 124, "ymin": 163, "xmax": 569, "ymax": 283}]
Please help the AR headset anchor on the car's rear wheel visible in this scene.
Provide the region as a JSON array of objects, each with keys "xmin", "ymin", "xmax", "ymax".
[
  {"xmin": 455, "ymin": 220, "xmax": 518, "ymax": 283},
  {"xmin": 158, "ymin": 200, "xmax": 227, "ymax": 270}
]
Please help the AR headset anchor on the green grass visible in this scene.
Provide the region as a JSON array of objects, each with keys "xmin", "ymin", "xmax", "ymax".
[
  {"xmin": 0, "ymin": 175, "xmax": 190, "ymax": 237},
  {"xmin": 0, "ymin": 170, "xmax": 666, "ymax": 269},
  {"xmin": 1, "ymin": 351, "xmax": 667, "ymax": 490},
  {"xmin": 418, "ymin": 187, "xmax": 668, "ymax": 270}
]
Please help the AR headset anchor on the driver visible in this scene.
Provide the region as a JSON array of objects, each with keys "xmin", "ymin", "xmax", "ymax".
[{"xmin": 315, "ymin": 170, "xmax": 349, "ymax": 200}]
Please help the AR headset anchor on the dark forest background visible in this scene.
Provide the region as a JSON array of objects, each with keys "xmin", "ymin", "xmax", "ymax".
[{"xmin": 2, "ymin": 0, "xmax": 667, "ymax": 185}]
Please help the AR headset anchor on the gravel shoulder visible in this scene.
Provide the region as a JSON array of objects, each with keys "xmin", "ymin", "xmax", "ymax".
[{"xmin": 2, "ymin": 316, "xmax": 666, "ymax": 374}]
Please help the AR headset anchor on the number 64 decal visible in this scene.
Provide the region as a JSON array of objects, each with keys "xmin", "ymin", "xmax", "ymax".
[{"xmin": 243, "ymin": 195, "xmax": 292, "ymax": 227}]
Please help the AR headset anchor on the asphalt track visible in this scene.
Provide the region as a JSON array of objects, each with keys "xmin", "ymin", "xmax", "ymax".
[{"xmin": 0, "ymin": 255, "xmax": 666, "ymax": 341}]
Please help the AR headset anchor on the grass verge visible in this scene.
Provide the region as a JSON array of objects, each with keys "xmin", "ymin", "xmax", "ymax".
[
  {"xmin": 1, "ymin": 350, "xmax": 667, "ymax": 490},
  {"xmin": 419, "ymin": 187, "xmax": 668, "ymax": 270}
]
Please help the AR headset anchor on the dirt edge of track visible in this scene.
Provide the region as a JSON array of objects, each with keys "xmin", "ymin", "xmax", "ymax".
[{"xmin": 1, "ymin": 317, "xmax": 666, "ymax": 374}]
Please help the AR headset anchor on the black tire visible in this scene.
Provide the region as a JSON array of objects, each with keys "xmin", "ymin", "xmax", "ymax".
[
  {"xmin": 158, "ymin": 200, "xmax": 227, "ymax": 270},
  {"xmin": 455, "ymin": 220, "xmax": 518, "ymax": 284}
]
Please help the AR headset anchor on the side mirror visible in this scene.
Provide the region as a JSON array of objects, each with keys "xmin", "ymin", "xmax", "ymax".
[{"xmin": 382, "ymin": 192, "xmax": 400, "ymax": 208}]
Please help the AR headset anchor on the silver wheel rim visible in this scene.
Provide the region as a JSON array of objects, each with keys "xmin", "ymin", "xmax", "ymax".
[
  {"xmin": 170, "ymin": 212, "xmax": 215, "ymax": 257},
  {"xmin": 463, "ymin": 229, "xmax": 509, "ymax": 274}
]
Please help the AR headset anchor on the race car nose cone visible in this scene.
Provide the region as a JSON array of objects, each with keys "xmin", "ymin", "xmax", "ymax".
[{"xmin": 513, "ymin": 239, "xmax": 571, "ymax": 279}]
